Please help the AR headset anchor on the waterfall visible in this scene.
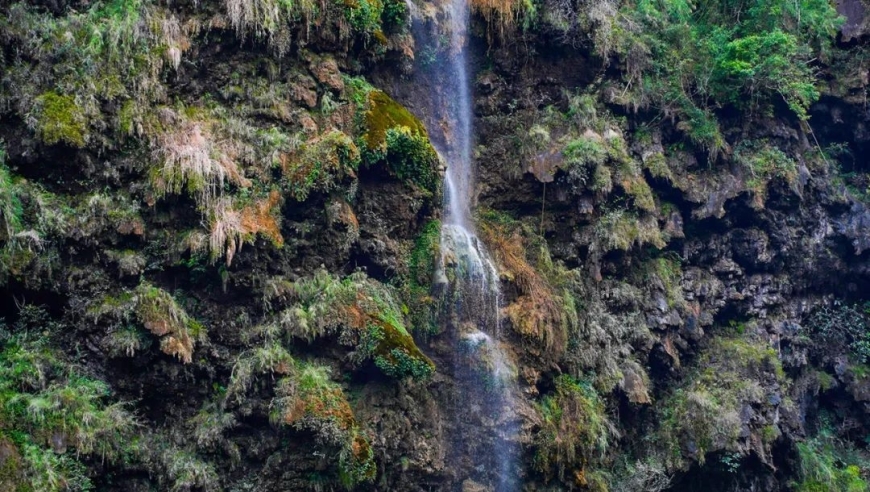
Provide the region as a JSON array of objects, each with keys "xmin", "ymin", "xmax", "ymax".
[{"xmin": 427, "ymin": 0, "xmax": 520, "ymax": 489}]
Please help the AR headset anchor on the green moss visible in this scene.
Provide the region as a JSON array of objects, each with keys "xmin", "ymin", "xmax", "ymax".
[
  {"xmin": 343, "ymin": 76, "xmax": 375, "ymax": 109},
  {"xmin": 339, "ymin": 430, "xmax": 376, "ymax": 488},
  {"xmin": 33, "ymin": 92, "xmax": 87, "ymax": 147},
  {"xmin": 761, "ymin": 424, "xmax": 780, "ymax": 445},
  {"xmin": 622, "ymin": 173, "xmax": 657, "ymax": 212},
  {"xmin": 643, "ymin": 256, "xmax": 685, "ymax": 309},
  {"xmin": 591, "ymin": 164, "xmax": 613, "ymax": 194},
  {"xmin": 357, "ymin": 284, "xmax": 435, "ymax": 380},
  {"xmin": 644, "ymin": 151, "xmax": 671, "ymax": 180},
  {"xmin": 117, "ymin": 99, "xmax": 136, "ymax": 135},
  {"xmin": 362, "ymin": 90, "xmax": 427, "ymax": 151},
  {"xmin": 368, "ymin": 320, "xmax": 435, "ymax": 379},
  {"xmin": 410, "ymin": 220, "xmax": 441, "ymax": 287},
  {"xmin": 358, "ymin": 91, "xmax": 439, "ymax": 193},
  {"xmin": 404, "ymin": 219, "xmax": 442, "ymax": 335}
]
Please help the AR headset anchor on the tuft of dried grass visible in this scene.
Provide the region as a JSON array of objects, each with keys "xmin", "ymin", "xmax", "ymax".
[
  {"xmin": 199, "ymin": 190, "xmax": 284, "ymax": 266},
  {"xmin": 151, "ymin": 109, "xmax": 251, "ymax": 205},
  {"xmin": 479, "ymin": 219, "xmax": 566, "ymax": 355}
]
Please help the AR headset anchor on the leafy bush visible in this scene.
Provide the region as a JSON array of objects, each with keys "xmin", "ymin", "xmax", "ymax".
[
  {"xmin": 597, "ymin": 0, "xmax": 843, "ymax": 153},
  {"xmin": 533, "ymin": 375, "xmax": 616, "ymax": 484},
  {"xmin": 134, "ymin": 283, "xmax": 207, "ymax": 363},
  {"xmin": 0, "ymin": 150, "xmax": 22, "ymax": 240},
  {"xmin": 3, "ymin": 0, "xmax": 172, "ymax": 148},
  {"xmin": 0, "ymin": 327, "xmax": 138, "ymax": 491},
  {"xmin": 269, "ymin": 270, "xmax": 435, "ymax": 380},
  {"xmin": 795, "ymin": 428, "xmax": 870, "ymax": 492},
  {"xmin": 89, "ymin": 283, "xmax": 207, "ymax": 363},
  {"xmin": 734, "ymin": 140, "xmax": 799, "ymax": 208},
  {"xmin": 276, "ymin": 363, "xmax": 376, "ymax": 487},
  {"xmin": 594, "ymin": 207, "xmax": 666, "ymax": 252},
  {"xmin": 283, "ymin": 130, "xmax": 361, "ymax": 201},
  {"xmin": 805, "ymin": 301, "xmax": 870, "ymax": 363},
  {"xmin": 382, "ymin": 127, "xmax": 440, "ymax": 193}
]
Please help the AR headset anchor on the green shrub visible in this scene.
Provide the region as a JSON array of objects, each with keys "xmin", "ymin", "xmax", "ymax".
[
  {"xmin": 734, "ymin": 140, "xmax": 798, "ymax": 207},
  {"xmin": 134, "ymin": 283, "xmax": 207, "ymax": 363},
  {"xmin": 0, "ymin": 330, "xmax": 138, "ymax": 491},
  {"xmin": 344, "ymin": 0, "xmax": 385, "ymax": 35},
  {"xmin": 805, "ymin": 301, "xmax": 870, "ymax": 363},
  {"xmin": 0, "ymin": 151, "xmax": 23, "ymax": 239},
  {"xmin": 272, "ymin": 270, "xmax": 434, "ymax": 380},
  {"xmin": 5, "ymin": 0, "xmax": 164, "ymax": 149},
  {"xmin": 382, "ymin": 127, "xmax": 440, "ymax": 193},
  {"xmin": 283, "ymin": 130, "xmax": 361, "ymax": 201},
  {"xmin": 533, "ymin": 375, "xmax": 615, "ymax": 484},
  {"xmin": 380, "ymin": 0, "xmax": 407, "ymax": 32},
  {"xmin": 564, "ymin": 136, "xmax": 608, "ymax": 169},
  {"xmin": 602, "ymin": 0, "xmax": 842, "ymax": 153},
  {"xmin": 656, "ymin": 335, "xmax": 786, "ymax": 469},
  {"xmin": 595, "ymin": 208, "xmax": 666, "ymax": 252},
  {"xmin": 271, "ymin": 362, "xmax": 376, "ymax": 488},
  {"xmin": 795, "ymin": 430, "xmax": 870, "ymax": 492}
]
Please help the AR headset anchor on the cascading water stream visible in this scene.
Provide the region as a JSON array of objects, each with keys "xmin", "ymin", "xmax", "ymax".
[{"xmin": 428, "ymin": 0, "xmax": 520, "ymax": 488}]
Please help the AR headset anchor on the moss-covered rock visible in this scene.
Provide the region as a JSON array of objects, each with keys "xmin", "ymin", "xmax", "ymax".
[
  {"xmin": 284, "ymin": 130, "xmax": 361, "ymax": 201},
  {"xmin": 362, "ymin": 90, "xmax": 427, "ymax": 151},
  {"xmin": 360, "ymin": 90, "xmax": 440, "ymax": 193},
  {"xmin": 32, "ymin": 92, "xmax": 87, "ymax": 147},
  {"xmin": 272, "ymin": 270, "xmax": 435, "ymax": 380}
]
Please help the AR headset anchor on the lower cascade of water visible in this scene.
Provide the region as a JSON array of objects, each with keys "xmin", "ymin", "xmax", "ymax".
[{"xmin": 437, "ymin": 223, "xmax": 520, "ymax": 491}]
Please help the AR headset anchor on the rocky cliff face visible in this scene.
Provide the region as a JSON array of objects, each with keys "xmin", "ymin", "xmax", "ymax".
[{"xmin": 0, "ymin": 0, "xmax": 869, "ymax": 491}]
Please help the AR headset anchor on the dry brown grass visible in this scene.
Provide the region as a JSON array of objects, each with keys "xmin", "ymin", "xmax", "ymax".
[
  {"xmin": 134, "ymin": 283, "xmax": 206, "ymax": 363},
  {"xmin": 471, "ymin": 0, "xmax": 527, "ymax": 39},
  {"xmin": 479, "ymin": 220, "xmax": 566, "ymax": 355},
  {"xmin": 151, "ymin": 109, "xmax": 251, "ymax": 204},
  {"xmin": 200, "ymin": 190, "xmax": 283, "ymax": 265}
]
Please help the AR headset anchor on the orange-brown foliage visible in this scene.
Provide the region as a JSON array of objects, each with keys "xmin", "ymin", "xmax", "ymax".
[
  {"xmin": 239, "ymin": 190, "xmax": 284, "ymax": 247},
  {"xmin": 480, "ymin": 221, "xmax": 566, "ymax": 355}
]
